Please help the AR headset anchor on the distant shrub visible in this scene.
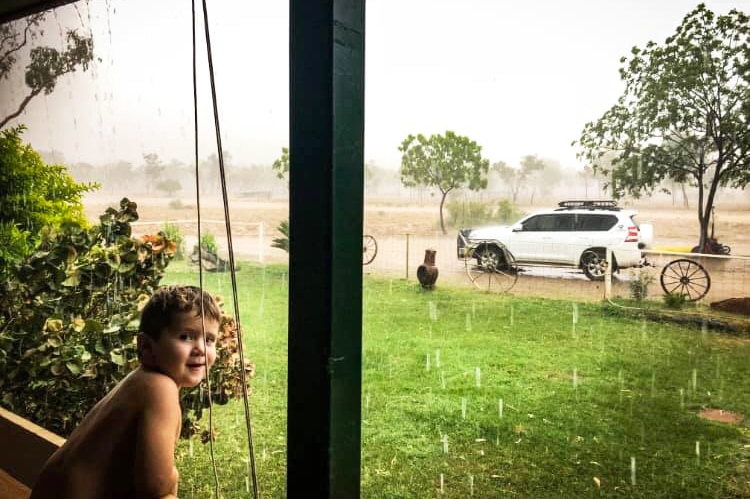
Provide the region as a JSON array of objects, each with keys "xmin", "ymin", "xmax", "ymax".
[
  {"xmin": 199, "ymin": 232, "xmax": 218, "ymax": 255},
  {"xmin": 168, "ymin": 198, "xmax": 185, "ymax": 210},
  {"xmin": 447, "ymin": 198, "xmax": 524, "ymax": 228},
  {"xmin": 496, "ymin": 199, "xmax": 525, "ymax": 224},
  {"xmin": 446, "ymin": 199, "xmax": 495, "ymax": 228}
]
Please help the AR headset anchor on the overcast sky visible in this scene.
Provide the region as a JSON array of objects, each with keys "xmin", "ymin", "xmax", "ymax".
[{"xmin": 1, "ymin": 0, "xmax": 746, "ymax": 170}]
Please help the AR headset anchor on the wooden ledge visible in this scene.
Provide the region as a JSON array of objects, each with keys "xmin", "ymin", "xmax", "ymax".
[{"xmin": 0, "ymin": 407, "xmax": 64, "ymax": 491}]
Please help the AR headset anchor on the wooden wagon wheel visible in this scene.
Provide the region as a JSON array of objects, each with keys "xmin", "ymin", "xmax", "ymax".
[
  {"xmin": 464, "ymin": 244, "xmax": 519, "ymax": 293},
  {"xmin": 660, "ymin": 258, "xmax": 711, "ymax": 302},
  {"xmin": 362, "ymin": 234, "xmax": 377, "ymax": 265}
]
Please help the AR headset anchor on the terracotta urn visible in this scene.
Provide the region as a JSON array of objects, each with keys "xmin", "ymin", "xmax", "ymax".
[{"xmin": 417, "ymin": 249, "xmax": 439, "ymax": 289}]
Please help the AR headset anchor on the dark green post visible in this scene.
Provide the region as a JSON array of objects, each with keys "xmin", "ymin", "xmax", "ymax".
[{"xmin": 287, "ymin": 0, "xmax": 365, "ymax": 498}]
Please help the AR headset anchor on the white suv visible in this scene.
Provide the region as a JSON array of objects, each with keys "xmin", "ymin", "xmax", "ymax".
[{"xmin": 457, "ymin": 200, "xmax": 653, "ymax": 280}]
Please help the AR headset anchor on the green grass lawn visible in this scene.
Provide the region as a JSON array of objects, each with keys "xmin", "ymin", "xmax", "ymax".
[{"xmin": 163, "ymin": 261, "xmax": 750, "ymax": 499}]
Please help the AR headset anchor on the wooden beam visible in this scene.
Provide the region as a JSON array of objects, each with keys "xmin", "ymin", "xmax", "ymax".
[
  {"xmin": 0, "ymin": 407, "xmax": 64, "ymax": 489},
  {"xmin": 287, "ymin": 0, "xmax": 365, "ymax": 497}
]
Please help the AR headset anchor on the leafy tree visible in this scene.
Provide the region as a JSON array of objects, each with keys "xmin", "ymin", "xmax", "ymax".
[
  {"xmin": 0, "ymin": 13, "xmax": 94, "ymax": 129},
  {"xmin": 271, "ymin": 147, "xmax": 290, "ymax": 252},
  {"xmin": 0, "ymin": 125, "xmax": 97, "ymax": 272},
  {"xmin": 492, "ymin": 155, "xmax": 545, "ymax": 203},
  {"xmin": 576, "ymin": 4, "xmax": 750, "ymax": 249},
  {"xmin": 143, "ymin": 153, "xmax": 164, "ymax": 191},
  {"xmin": 399, "ymin": 131, "xmax": 490, "ymax": 234},
  {"xmin": 271, "ymin": 146, "xmax": 289, "ymax": 182}
]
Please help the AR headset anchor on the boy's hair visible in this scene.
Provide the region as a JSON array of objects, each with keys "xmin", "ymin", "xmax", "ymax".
[{"xmin": 139, "ymin": 285, "xmax": 222, "ymax": 341}]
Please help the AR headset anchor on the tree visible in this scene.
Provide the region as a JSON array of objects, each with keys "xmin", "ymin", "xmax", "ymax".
[
  {"xmin": 0, "ymin": 13, "xmax": 94, "ymax": 129},
  {"xmin": 576, "ymin": 4, "xmax": 750, "ymax": 249},
  {"xmin": 271, "ymin": 147, "xmax": 290, "ymax": 252},
  {"xmin": 271, "ymin": 146, "xmax": 289, "ymax": 183},
  {"xmin": 142, "ymin": 153, "xmax": 164, "ymax": 191},
  {"xmin": 492, "ymin": 155, "xmax": 545, "ymax": 204},
  {"xmin": 0, "ymin": 125, "xmax": 97, "ymax": 273},
  {"xmin": 399, "ymin": 131, "xmax": 490, "ymax": 234}
]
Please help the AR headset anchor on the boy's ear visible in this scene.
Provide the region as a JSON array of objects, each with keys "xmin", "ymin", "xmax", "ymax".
[{"xmin": 137, "ymin": 333, "xmax": 156, "ymax": 364}]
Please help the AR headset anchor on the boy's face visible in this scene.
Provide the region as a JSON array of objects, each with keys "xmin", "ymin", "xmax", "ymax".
[{"xmin": 143, "ymin": 311, "xmax": 219, "ymax": 388}]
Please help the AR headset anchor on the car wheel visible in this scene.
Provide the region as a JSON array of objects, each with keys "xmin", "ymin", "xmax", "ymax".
[
  {"xmin": 476, "ymin": 246, "xmax": 503, "ymax": 270},
  {"xmin": 581, "ymin": 249, "xmax": 607, "ymax": 280}
]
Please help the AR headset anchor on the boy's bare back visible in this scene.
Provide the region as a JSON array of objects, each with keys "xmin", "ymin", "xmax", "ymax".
[{"xmin": 29, "ymin": 368, "xmax": 181, "ymax": 499}]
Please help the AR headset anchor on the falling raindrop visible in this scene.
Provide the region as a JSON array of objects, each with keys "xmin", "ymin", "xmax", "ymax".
[
  {"xmin": 680, "ymin": 388, "xmax": 685, "ymax": 410},
  {"xmin": 469, "ymin": 474, "xmax": 474, "ymax": 496},
  {"xmin": 631, "ymin": 456, "xmax": 636, "ymax": 486},
  {"xmin": 475, "ymin": 367, "xmax": 481, "ymax": 388},
  {"xmin": 435, "ymin": 349, "xmax": 441, "ymax": 368},
  {"xmin": 426, "ymin": 353, "xmax": 431, "ymax": 371},
  {"xmin": 509, "ymin": 303, "xmax": 514, "ymax": 326},
  {"xmin": 440, "ymin": 370, "xmax": 446, "ymax": 390},
  {"xmin": 650, "ymin": 371, "xmax": 656, "ymax": 398},
  {"xmin": 429, "ymin": 301, "xmax": 438, "ymax": 321},
  {"xmin": 572, "ymin": 368, "xmax": 578, "ymax": 389},
  {"xmin": 692, "ymin": 368, "xmax": 698, "ymax": 392},
  {"xmin": 641, "ymin": 320, "xmax": 647, "ymax": 341},
  {"xmin": 695, "ymin": 441, "xmax": 701, "ymax": 466},
  {"xmin": 440, "ymin": 473, "xmax": 445, "ymax": 495},
  {"xmin": 472, "ymin": 302, "xmax": 476, "ymax": 318},
  {"xmin": 465, "ymin": 312, "xmax": 472, "ymax": 332},
  {"xmin": 498, "ymin": 398, "xmax": 504, "ymax": 418},
  {"xmin": 442, "ymin": 434, "xmax": 449, "ymax": 454},
  {"xmin": 365, "ymin": 392, "xmax": 370, "ymax": 413},
  {"xmin": 461, "ymin": 397, "xmax": 467, "ymax": 419},
  {"xmin": 189, "ymin": 437, "xmax": 194, "ymax": 457},
  {"xmin": 389, "ymin": 279, "xmax": 393, "ymax": 294}
]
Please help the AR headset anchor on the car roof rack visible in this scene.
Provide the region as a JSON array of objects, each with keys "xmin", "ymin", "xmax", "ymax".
[{"xmin": 555, "ymin": 200, "xmax": 620, "ymax": 211}]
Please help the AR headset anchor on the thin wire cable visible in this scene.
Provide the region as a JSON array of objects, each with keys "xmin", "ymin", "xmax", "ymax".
[
  {"xmin": 191, "ymin": 0, "xmax": 221, "ymax": 496},
  {"xmin": 200, "ymin": 1, "xmax": 259, "ymax": 497}
]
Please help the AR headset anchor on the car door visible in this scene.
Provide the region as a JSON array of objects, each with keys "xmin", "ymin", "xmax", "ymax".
[{"xmin": 510, "ymin": 214, "xmax": 559, "ymax": 263}]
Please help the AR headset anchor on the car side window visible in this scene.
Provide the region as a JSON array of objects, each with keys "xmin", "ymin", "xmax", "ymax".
[
  {"xmin": 576, "ymin": 214, "xmax": 618, "ymax": 231},
  {"xmin": 523, "ymin": 214, "xmax": 574, "ymax": 231}
]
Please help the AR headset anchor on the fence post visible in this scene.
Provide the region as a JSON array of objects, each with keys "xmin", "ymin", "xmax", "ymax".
[{"xmin": 605, "ymin": 247, "xmax": 613, "ymax": 299}]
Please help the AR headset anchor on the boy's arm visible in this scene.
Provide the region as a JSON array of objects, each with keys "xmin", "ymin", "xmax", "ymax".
[{"xmin": 134, "ymin": 375, "xmax": 181, "ymax": 499}]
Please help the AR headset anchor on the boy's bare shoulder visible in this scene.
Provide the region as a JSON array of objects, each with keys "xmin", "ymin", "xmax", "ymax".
[{"xmin": 126, "ymin": 369, "xmax": 180, "ymax": 403}]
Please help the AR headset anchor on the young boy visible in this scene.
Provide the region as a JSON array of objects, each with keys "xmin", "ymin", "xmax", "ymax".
[{"xmin": 30, "ymin": 285, "xmax": 221, "ymax": 499}]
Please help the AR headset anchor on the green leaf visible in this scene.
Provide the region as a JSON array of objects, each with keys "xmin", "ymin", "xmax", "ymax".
[
  {"xmin": 65, "ymin": 361, "xmax": 82, "ymax": 375},
  {"xmin": 110, "ymin": 350, "xmax": 125, "ymax": 366}
]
